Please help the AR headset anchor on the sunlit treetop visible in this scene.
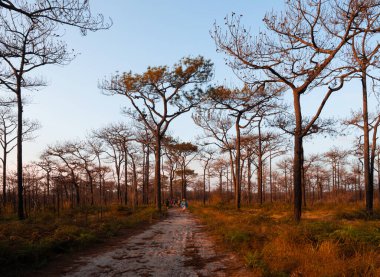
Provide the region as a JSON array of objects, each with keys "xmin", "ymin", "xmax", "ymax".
[{"xmin": 102, "ymin": 56, "xmax": 213, "ymax": 135}]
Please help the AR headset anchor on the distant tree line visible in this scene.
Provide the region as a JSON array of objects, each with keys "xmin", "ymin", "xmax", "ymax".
[{"xmin": 1, "ymin": 0, "xmax": 380, "ymax": 223}]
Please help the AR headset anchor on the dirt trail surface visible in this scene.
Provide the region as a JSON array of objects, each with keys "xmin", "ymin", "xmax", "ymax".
[{"xmin": 62, "ymin": 208, "xmax": 250, "ymax": 277}]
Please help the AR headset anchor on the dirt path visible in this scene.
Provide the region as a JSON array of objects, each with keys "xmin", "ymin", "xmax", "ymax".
[{"xmin": 61, "ymin": 208, "xmax": 249, "ymax": 277}]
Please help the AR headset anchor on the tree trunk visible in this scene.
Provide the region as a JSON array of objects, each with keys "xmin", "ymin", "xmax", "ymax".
[
  {"xmin": 98, "ymin": 158, "xmax": 103, "ymax": 218},
  {"xmin": 362, "ymin": 70, "xmax": 373, "ymax": 215},
  {"xmin": 181, "ymin": 160, "xmax": 186, "ymax": 199},
  {"xmin": 269, "ymin": 151, "xmax": 273, "ymax": 203},
  {"xmin": 317, "ymin": 168, "xmax": 322, "ymax": 200},
  {"xmin": 46, "ymin": 171, "xmax": 50, "ymax": 199},
  {"xmin": 248, "ymin": 156, "xmax": 252, "ymax": 204},
  {"xmin": 154, "ymin": 135, "xmax": 162, "ymax": 211},
  {"xmin": 143, "ymin": 145, "xmax": 150, "ymax": 205},
  {"xmin": 89, "ymin": 172, "xmax": 94, "ymax": 206},
  {"xmin": 169, "ymin": 171, "xmax": 174, "ymax": 200},
  {"xmin": 301, "ymin": 146, "xmax": 306, "ymax": 207},
  {"xmin": 115, "ymin": 163, "xmax": 121, "ymax": 204},
  {"xmin": 378, "ymin": 150, "xmax": 380, "ymax": 204},
  {"xmin": 17, "ymin": 92, "xmax": 24, "ymax": 220},
  {"xmin": 257, "ymin": 120, "xmax": 263, "ymax": 205},
  {"xmin": 293, "ymin": 92, "xmax": 303, "ymax": 222},
  {"xmin": 203, "ymin": 165, "xmax": 207, "ymax": 205},
  {"xmin": 142, "ymin": 146, "xmax": 145, "ymax": 204},
  {"xmin": 131, "ymin": 157, "xmax": 138, "ymax": 210},
  {"xmin": 146, "ymin": 146, "xmax": 150, "ymax": 204},
  {"xmin": 370, "ymin": 138, "xmax": 376, "ymax": 209},
  {"xmin": 2, "ymin": 147, "xmax": 7, "ymax": 207},
  {"xmin": 337, "ymin": 162, "xmax": 340, "ymax": 193},
  {"xmin": 332, "ymin": 163, "xmax": 336, "ymax": 197},
  {"xmin": 228, "ymin": 150, "xmax": 236, "ymax": 204},
  {"xmin": 234, "ymin": 115, "xmax": 242, "ymax": 210},
  {"xmin": 226, "ymin": 165, "xmax": 229, "ymax": 201},
  {"xmin": 219, "ymin": 170, "xmax": 223, "ymax": 200},
  {"xmin": 71, "ymin": 171, "xmax": 80, "ymax": 206},
  {"xmin": 124, "ymin": 147, "xmax": 128, "ymax": 206},
  {"xmin": 208, "ymin": 168, "xmax": 211, "ymax": 202},
  {"xmin": 284, "ymin": 162, "xmax": 288, "ymax": 202}
]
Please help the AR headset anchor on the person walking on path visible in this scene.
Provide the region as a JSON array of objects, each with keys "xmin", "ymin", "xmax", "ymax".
[{"xmin": 180, "ymin": 198, "xmax": 188, "ymax": 212}]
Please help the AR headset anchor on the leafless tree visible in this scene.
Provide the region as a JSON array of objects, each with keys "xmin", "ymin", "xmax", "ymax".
[
  {"xmin": 162, "ymin": 136, "xmax": 180, "ymax": 200},
  {"xmin": 193, "ymin": 108, "xmax": 237, "ymax": 199},
  {"xmin": 302, "ymin": 154, "xmax": 322, "ymax": 206},
  {"xmin": 134, "ymin": 122, "xmax": 154, "ymax": 205},
  {"xmin": 0, "ymin": 107, "xmax": 39, "ymax": 207},
  {"xmin": 92, "ymin": 123, "xmax": 132, "ymax": 204},
  {"xmin": 86, "ymin": 136, "xmax": 105, "ymax": 212},
  {"xmin": 324, "ymin": 147, "xmax": 350, "ymax": 198},
  {"xmin": 126, "ymin": 141, "xmax": 141, "ymax": 210},
  {"xmin": 0, "ymin": 0, "xmax": 111, "ymax": 34},
  {"xmin": 67, "ymin": 141, "xmax": 97, "ymax": 206},
  {"xmin": 212, "ymin": 0, "xmax": 378, "ymax": 220},
  {"xmin": 35, "ymin": 152, "xmax": 56, "ymax": 208},
  {"xmin": 210, "ymin": 157, "xmax": 230, "ymax": 201},
  {"xmin": 0, "ymin": 10, "xmax": 72, "ymax": 219},
  {"xmin": 204, "ymin": 84, "xmax": 280, "ymax": 209},
  {"xmin": 171, "ymin": 142, "xmax": 198, "ymax": 199},
  {"xmin": 45, "ymin": 142, "xmax": 82, "ymax": 207},
  {"xmin": 101, "ymin": 56, "xmax": 213, "ymax": 211},
  {"xmin": 342, "ymin": 8, "xmax": 380, "ymax": 213},
  {"xmin": 242, "ymin": 131, "xmax": 288, "ymax": 204},
  {"xmin": 198, "ymin": 147, "xmax": 216, "ymax": 205},
  {"xmin": 276, "ymin": 157, "xmax": 293, "ymax": 203}
]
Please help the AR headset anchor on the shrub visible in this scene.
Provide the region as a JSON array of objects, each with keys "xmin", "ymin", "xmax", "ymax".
[
  {"xmin": 225, "ymin": 230, "xmax": 251, "ymax": 245},
  {"xmin": 245, "ymin": 251, "xmax": 268, "ymax": 272}
]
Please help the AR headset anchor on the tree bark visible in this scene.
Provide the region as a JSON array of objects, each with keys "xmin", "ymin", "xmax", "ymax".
[
  {"xmin": 124, "ymin": 147, "xmax": 128, "ymax": 206},
  {"xmin": 269, "ymin": 151, "xmax": 273, "ymax": 203},
  {"xmin": 17, "ymin": 92, "xmax": 24, "ymax": 220},
  {"xmin": 362, "ymin": 70, "xmax": 373, "ymax": 215},
  {"xmin": 154, "ymin": 135, "xmax": 162, "ymax": 211},
  {"xmin": 228, "ymin": 150, "xmax": 236, "ymax": 205},
  {"xmin": 203, "ymin": 165, "xmax": 207, "ymax": 205},
  {"xmin": 88, "ymin": 171, "xmax": 94, "ymax": 206},
  {"xmin": 377, "ymin": 150, "xmax": 380, "ymax": 204},
  {"xmin": 131, "ymin": 156, "xmax": 138, "ymax": 210},
  {"xmin": 234, "ymin": 115, "xmax": 242, "ymax": 210},
  {"xmin": 293, "ymin": 92, "xmax": 303, "ymax": 222},
  {"xmin": 248, "ymin": 156, "xmax": 252, "ymax": 204},
  {"xmin": 169, "ymin": 170, "xmax": 174, "ymax": 200},
  {"xmin": 301, "ymin": 146, "xmax": 306, "ymax": 207},
  {"xmin": 143, "ymin": 145, "xmax": 150, "ymax": 205},
  {"xmin": 183, "ymin": 163, "xmax": 187, "ymax": 200},
  {"xmin": 257, "ymin": 120, "xmax": 263, "ymax": 205},
  {"xmin": 2, "ymin": 147, "xmax": 7, "ymax": 207}
]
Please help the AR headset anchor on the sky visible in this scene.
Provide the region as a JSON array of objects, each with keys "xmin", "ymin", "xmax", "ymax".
[{"xmin": 12, "ymin": 0, "xmax": 372, "ymax": 168}]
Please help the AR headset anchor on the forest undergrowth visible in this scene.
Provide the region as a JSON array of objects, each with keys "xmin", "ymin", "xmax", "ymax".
[
  {"xmin": 191, "ymin": 202, "xmax": 380, "ymax": 277},
  {"xmin": 0, "ymin": 205, "xmax": 161, "ymax": 276}
]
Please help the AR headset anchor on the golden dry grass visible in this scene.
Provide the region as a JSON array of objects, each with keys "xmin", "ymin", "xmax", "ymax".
[{"xmin": 191, "ymin": 202, "xmax": 380, "ymax": 276}]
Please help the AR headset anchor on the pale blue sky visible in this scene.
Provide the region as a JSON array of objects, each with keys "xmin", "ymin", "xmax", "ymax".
[{"xmin": 16, "ymin": 0, "xmax": 369, "ymax": 167}]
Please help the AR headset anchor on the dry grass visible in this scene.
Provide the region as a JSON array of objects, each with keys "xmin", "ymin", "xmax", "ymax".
[
  {"xmin": 0, "ymin": 205, "xmax": 160, "ymax": 276},
  {"xmin": 191, "ymin": 202, "xmax": 380, "ymax": 276}
]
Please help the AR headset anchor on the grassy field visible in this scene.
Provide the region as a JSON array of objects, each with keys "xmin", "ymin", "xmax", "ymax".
[
  {"xmin": 191, "ymin": 202, "xmax": 380, "ymax": 277},
  {"xmin": 0, "ymin": 205, "xmax": 162, "ymax": 276}
]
